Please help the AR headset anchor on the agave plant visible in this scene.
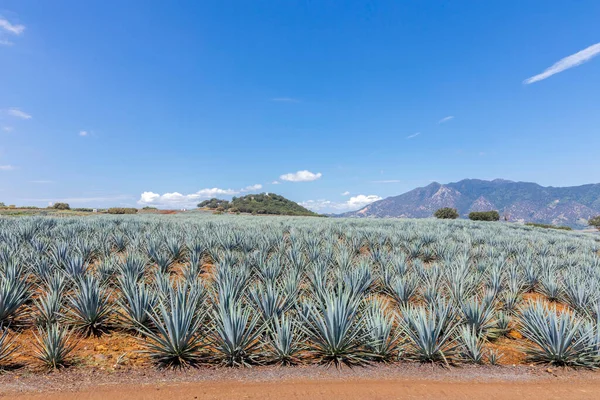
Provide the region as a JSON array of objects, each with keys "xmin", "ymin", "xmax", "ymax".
[
  {"xmin": 266, "ymin": 314, "xmax": 302, "ymax": 365},
  {"xmin": 458, "ymin": 326, "xmax": 484, "ymax": 364},
  {"xmin": 68, "ymin": 275, "xmax": 112, "ymax": 336},
  {"xmin": 34, "ymin": 289, "xmax": 63, "ymax": 326},
  {"xmin": 518, "ymin": 301, "xmax": 599, "ymax": 367},
  {"xmin": 33, "ymin": 324, "xmax": 76, "ymax": 369},
  {"xmin": 300, "ymin": 289, "xmax": 372, "ymax": 367},
  {"xmin": 400, "ymin": 302, "xmax": 458, "ymax": 365},
  {"xmin": 0, "ymin": 269, "xmax": 30, "ymax": 325},
  {"xmin": 209, "ymin": 301, "xmax": 263, "ymax": 367},
  {"xmin": 117, "ymin": 277, "xmax": 157, "ymax": 330},
  {"xmin": 363, "ymin": 297, "xmax": 400, "ymax": 362},
  {"xmin": 0, "ymin": 326, "xmax": 16, "ymax": 366},
  {"xmin": 141, "ymin": 284, "xmax": 205, "ymax": 368}
]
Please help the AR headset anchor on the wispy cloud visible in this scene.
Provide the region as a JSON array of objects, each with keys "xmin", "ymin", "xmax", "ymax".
[
  {"xmin": 341, "ymin": 191, "xmax": 350, "ymax": 196},
  {"xmin": 0, "ymin": 165, "xmax": 15, "ymax": 171},
  {"xmin": 371, "ymin": 179, "xmax": 402, "ymax": 183},
  {"xmin": 524, "ymin": 42, "xmax": 600, "ymax": 84},
  {"xmin": 271, "ymin": 180, "xmax": 280, "ymax": 185},
  {"xmin": 438, "ymin": 116, "xmax": 454, "ymax": 124},
  {"xmin": 271, "ymin": 97, "xmax": 300, "ymax": 103},
  {"xmin": 79, "ymin": 130, "xmax": 89, "ymax": 137},
  {"xmin": 406, "ymin": 132, "xmax": 421, "ymax": 139},
  {"xmin": 7, "ymin": 108, "xmax": 32, "ymax": 119},
  {"xmin": 25, "ymin": 195, "xmax": 134, "ymax": 204},
  {"xmin": 2, "ymin": 126, "xmax": 13, "ymax": 132},
  {"xmin": 137, "ymin": 182, "xmax": 266, "ymax": 208},
  {"xmin": 300, "ymin": 194, "xmax": 382, "ymax": 212},
  {"xmin": 30, "ymin": 180, "xmax": 54, "ymax": 184},
  {"xmin": 240, "ymin": 184, "xmax": 263, "ymax": 192},
  {"xmin": 0, "ymin": 18, "xmax": 25, "ymax": 35},
  {"xmin": 280, "ymin": 170, "xmax": 322, "ymax": 182},
  {"xmin": 0, "ymin": 39, "xmax": 13, "ymax": 46}
]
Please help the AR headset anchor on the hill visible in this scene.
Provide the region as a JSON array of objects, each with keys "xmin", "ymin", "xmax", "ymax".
[
  {"xmin": 198, "ymin": 193, "xmax": 319, "ymax": 216},
  {"xmin": 338, "ymin": 179, "xmax": 600, "ymax": 227}
]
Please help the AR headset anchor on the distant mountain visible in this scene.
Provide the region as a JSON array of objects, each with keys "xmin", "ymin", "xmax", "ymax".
[
  {"xmin": 338, "ymin": 179, "xmax": 600, "ymax": 227},
  {"xmin": 198, "ymin": 193, "xmax": 319, "ymax": 216}
]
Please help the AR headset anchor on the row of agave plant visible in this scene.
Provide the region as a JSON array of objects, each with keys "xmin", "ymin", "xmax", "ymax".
[{"xmin": 0, "ymin": 214, "xmax": 599, "ymax": 369}]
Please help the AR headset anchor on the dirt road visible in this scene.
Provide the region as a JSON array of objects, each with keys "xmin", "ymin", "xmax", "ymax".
[{"xmin": 2, "ymin": 365, "xmax": 599, "ymax": 400}]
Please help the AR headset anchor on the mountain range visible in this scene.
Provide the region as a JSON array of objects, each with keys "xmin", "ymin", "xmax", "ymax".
[{"xmin": 338, "ymin": 179, "xmax": 600, "ymax": 227}]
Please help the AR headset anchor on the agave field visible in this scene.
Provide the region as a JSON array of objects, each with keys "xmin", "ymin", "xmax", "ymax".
[{"xmin": 1, "ymin": 214, "xmax": 600, "ymax": 370}]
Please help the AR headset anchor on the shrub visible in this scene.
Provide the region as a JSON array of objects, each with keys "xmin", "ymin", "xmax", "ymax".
[
  {"xmin": 468, "ymin": 211, "xmax": 500, "ymax": 221},
  {"xmin": 589, "ymin": 216, "xmax": 600, "ymax": 231},
  {"xmin": 525, "ymin": 222, "xmax": 572, "ymax": 231},
  {"xmin": 434, "ymin": 207, "xmax": 459, "ymax": 219},
  {"xmin": 73, "ymin": 208, "xmax": 93, "ymax": 212},
  {"xmin": 107, "ymin": 207, "xmax": 137, "ymax": 214},
  {"xmin": 51, "ymin": 203, "xmax": 70, "ymax": 210}
]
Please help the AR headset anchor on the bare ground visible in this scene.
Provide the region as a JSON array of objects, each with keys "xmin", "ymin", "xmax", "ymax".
[{"xmin": 1, "ymin": 364, "xmax": 600, "ymax": 400}]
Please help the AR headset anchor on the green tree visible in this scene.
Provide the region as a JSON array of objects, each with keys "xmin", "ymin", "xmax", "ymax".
[
  {"xmin": 589, "ymin": 216, "xmax": 600, "ymax": 231},
  {"xmin": 51, "ymin": 202, "xmax": 70, "ymax": 210},
  {"xmin": 434, "ymin": 207, "xmax": 459, "ymax": 219},
  {"xmin": 468, "ymin": 211, "xmax": 500, "ymax": 221}
]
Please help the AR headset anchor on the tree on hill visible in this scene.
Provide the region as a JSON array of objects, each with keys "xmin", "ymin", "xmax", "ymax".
[
  {"xmin": 434, "ymin": 207, "xmax": 459, "ymax": 219},
  {"xmin": 589, "ymin": 216, "xmax": 600, "ymax": 231},
  {"xmin": 51, "ymin": 202, "xmax": 70, "ymax": 210},
  {"xmin": 198, "ymin": 193, "xmax": 319, "ymax": 216},
  {"xmin": 469, "ymin": 211, "xmax": 500, "ymax": 221}
]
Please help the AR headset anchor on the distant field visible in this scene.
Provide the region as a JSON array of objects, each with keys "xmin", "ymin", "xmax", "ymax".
[{"xmin": 0, "ymin": 214, "xmax": 599, "ymax": 387}]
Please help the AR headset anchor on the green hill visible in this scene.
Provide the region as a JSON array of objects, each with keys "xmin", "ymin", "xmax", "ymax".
[{"xmin": 197, "ymin": 193, "xmax": 319, "ymax": 216}]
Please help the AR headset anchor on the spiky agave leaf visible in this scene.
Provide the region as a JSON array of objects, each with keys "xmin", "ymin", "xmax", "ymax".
[
  {"xmin": 518, "ymin": 301, "xmax": 599, "ymax": 367},
  {"xmin": 117, "ymin": 277, "xmax": 157, "ymax": 330},
  {"xmin": 0, "ymin": 267, "xmax": 30, "ymax": 325},
  {"xmin": 209, "ymin": 301, "xmax": 263, "ymax": 367},
  {"xmin": 400, "ymin": 301, "xmax": 458, "ymax": 365},
  {"xmin": 300, "ymin": 289, "xmax": 373, "ymax": 367},
  {"xmin": 67, "ymin": 275, "xmax": 112, "ymax": 336},
  {"xmin": 0, "ymin": 326, "xmax": 16, "ymax": 366},
  {"xmin": 266, "ymin": 313, "xmax": 302, "ymax": 365},
  {"xmin": 458, "ymin": 325, "xmax": 485, "ymax": 364},
  {"xmin": 33, "ymin": 324, "xmax": 76, "ymax": 369},
  {"xmin": 141, "ymin": 284, "xmax": 205, "ymax": 368},
  {"xmin": 33, "ymin": 289, "xmax": 63, "ymax": 326},
  {"xmin": 363, "ymin": 297, "xmax": 401, "ymax": 362}
]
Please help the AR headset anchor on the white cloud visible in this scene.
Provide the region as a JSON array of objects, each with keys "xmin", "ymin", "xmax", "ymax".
[
  {"xmin": 0, "ymin": 39, "xmax": 13, "ymax": 46},
  {"xmin": 300, "ymin": 194, "xmax": 382, "ymax": 212},
  {"xmin": 0, "ymin": 165, "xmax": 15, "ymax": 171},
  {"xmin": 524, "ymin": 42, "xmax": 600, "ymax": 84},
  {"xmin": 0, "ymin": 18, "xmax": 25, "ymax": 35},
  {"xmin": 280, "ymin": 170, "xmax": 322, "ymax": 182},
  {"xmin": 407, "ymin": 132, "xmax": 421, "ymax": 139},
  {"xmin": 79, "ymin": 130, "xmax": 89, "ymax": 137},
  {"xmin": 25, "ymin": 195, "xmax": 133, "ymax": 204},
  {"xmin": 271, "ymin": 181, "xmax": 280, "ymax": 185},
  {"xmin": 138, "ymin": 187, "xmax": 239, "ymax": 207},
  {"xmin": 7, "ymin": 108, "xmax": 32, "ymax": 119},
  {"xmin": 240, "ymin": 184, "xmax": 262, "ymax": 192},
  {"xmin": 341, "ymin": 191, "xmax": 350, "ymax": 196},
  {"xmin": 30, "ymin": 180, "xmax": 54, "ymax": 184},
  {"xmin": 438, "ymin": 116, "xmax": 454, "ymax": 124},
  {"xmin": 2, "ymin": 126, "xmax": 13, "ymax": 132}
]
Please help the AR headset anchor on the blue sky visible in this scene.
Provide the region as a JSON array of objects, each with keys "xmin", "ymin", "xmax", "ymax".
[{"xmin": 1, "ymin": 1, "xmax": 599, "ymax": 212}]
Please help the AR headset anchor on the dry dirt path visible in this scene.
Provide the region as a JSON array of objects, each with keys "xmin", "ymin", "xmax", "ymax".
[{"xmin": 1, "ymin": 365, "xmax": 599, "ymax": 400}]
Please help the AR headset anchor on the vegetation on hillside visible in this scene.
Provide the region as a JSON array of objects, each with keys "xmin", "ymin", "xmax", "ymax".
[
  {"xmin": 590, "ymin": 216, "xmax": 600, "ymax": 231},
  {"xmin": 525, "ymin": 222, "xmax": 572, "ymax": 231},
  {"xmin": 198, "ymin": 193, "xmax": 319, "ymax": 216},
  {"xmin": 434, "ymin": 207, "xmax": 459, "ymax": 219},
  {"xmin": 469, "ymin": 211, "xmax": 500, "ymax": 221},
  {"xmin": 50, "ymin": 203, "xmax": 70, "ymax": 210}
]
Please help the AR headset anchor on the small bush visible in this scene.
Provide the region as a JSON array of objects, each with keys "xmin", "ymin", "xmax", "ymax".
[
  {"xmin": 51, "ymin": 203, "xmax": 70, "ymax": 210},
  {"xmin": 73, "ymin": 208, "xmax": 93, "ymax": 212},
  {"xmin": 107, "ymin": 207, "xmax": 137, "ymax": 214},
  {"xmin": 434, "ymin": 208, "xmax": 459, "ymax": 219},
  {"xmin": 468, "ymin": 211, "xmax": 500, "ymax": 221},
  {"xmin": 589, "ymin": 216, "xmax": 600, "ymax": 231},
  {"xmin": 525, "ymin": 223, "xmax": 572, "ymax": 231}
]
